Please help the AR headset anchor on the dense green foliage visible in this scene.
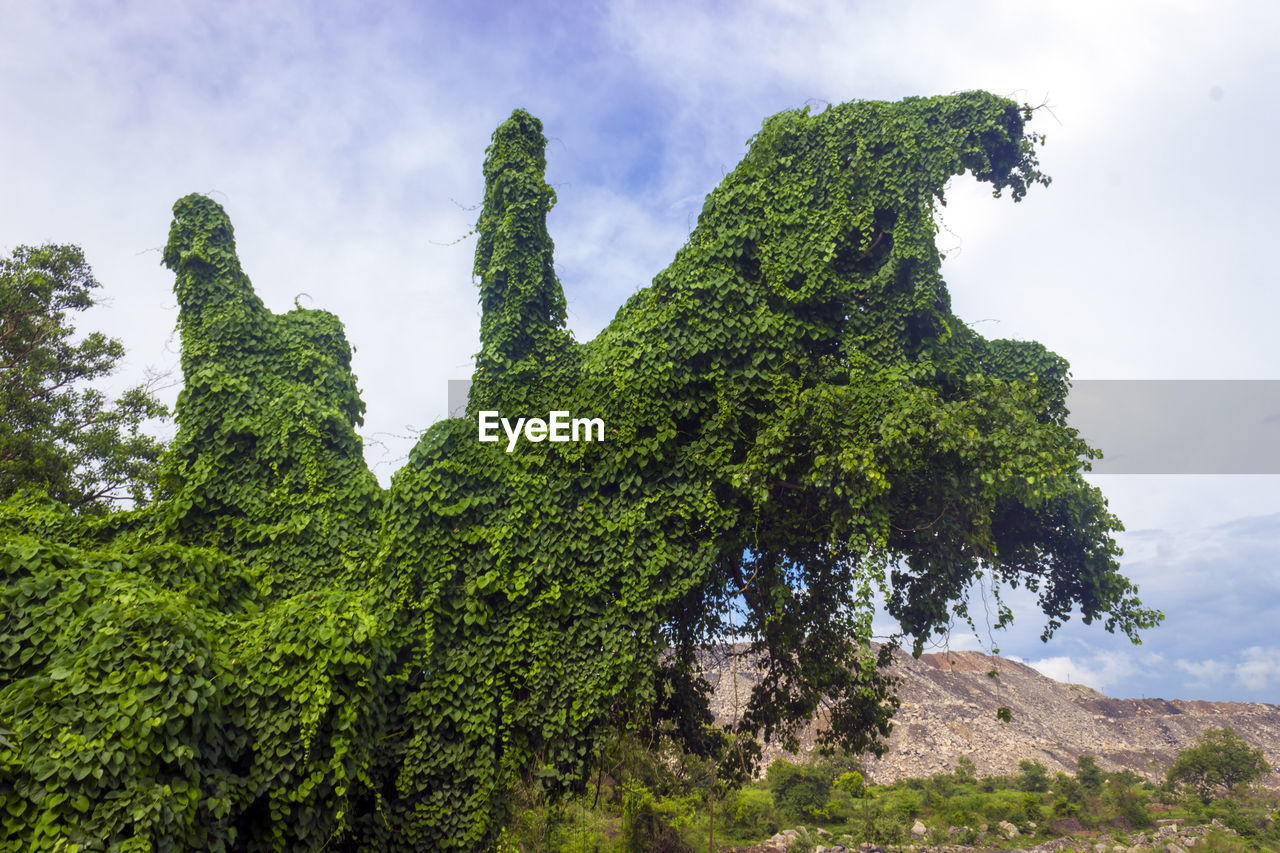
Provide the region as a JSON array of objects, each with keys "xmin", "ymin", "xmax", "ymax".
[
  {"xmin": 503, "ymin": 740, "xmax": 1279, "ymax": 852},
  {"xmin": 1, "ymin": 92, "xmax": 1162, "ymax": 850},
  {"xmin": 1167, "ymin": 727, "xmax": 1272, "ymax": 804},
  {"xmin": 0, "ymin": 244, "xmax": 167, "ymax": 510}
]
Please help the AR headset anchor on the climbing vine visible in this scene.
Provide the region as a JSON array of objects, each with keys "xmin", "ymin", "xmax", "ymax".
[{"xmin": 0, "ymin": 92, "xmax": 1160, "ymax": 851}]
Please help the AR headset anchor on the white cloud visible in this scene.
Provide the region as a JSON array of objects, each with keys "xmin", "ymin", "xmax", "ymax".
[
  {"xmin": 1175, "ymin": 657, "xmax": 1227, "ymax": 686},
  {"xmin": 1234, "ymin": 646, "xmax": 1280, "ymax": 691},
  {"xmin": 1024, "ymin": 652, "xmax": 1145, "ymax": 694},
  {"xmin": 1177, "ymin": 647, "xmax": 1280, "ymax": 693}
]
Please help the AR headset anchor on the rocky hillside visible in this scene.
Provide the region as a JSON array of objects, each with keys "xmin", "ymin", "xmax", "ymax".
[{"xmin": 702, "ymin": 646, "xmax": 1280, "ymax": 786}]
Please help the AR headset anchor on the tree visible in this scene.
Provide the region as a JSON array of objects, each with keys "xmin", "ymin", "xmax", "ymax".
[
  {"xmin": 1076, "ymin": 754, "xmax": 1104, "ymax": 792},
  {"xmin": 1, "ymin": 92, "xmax": 1162, "ymax": 851},
  {"xmin": 1017, "ymin": 759, "xmax": 1051, "ymax": 793},
  {"xmin": 1166, "ymin": 727, "xmax": 1271, "ymax": 803},
  {"xmin": 0, "ymin": 244, "xmax": 167, "ymax": 510}
]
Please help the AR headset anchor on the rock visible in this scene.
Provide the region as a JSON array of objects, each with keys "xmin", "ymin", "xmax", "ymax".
[
  {"xmin": 1165, "ymin": 844, "xmax": 1188, "ymax": 853},
  {"xmin": 1093, "ymin": 843, "xmax": 1110, "ymax": 853},
  {"xmin": 1157, "ymin": 819, "xmax": 1185, "ymax": 827},
  {"xmin": 999, "ymin": 819, "xmax": 1020, "ymax": 839},
  {"xmin": 911, "ymin": 819, "xmax": 928, "ymax": 838},
  {"xmin": 1049, "ymin": 818, "xmax": 1084, "ymax": 835}
]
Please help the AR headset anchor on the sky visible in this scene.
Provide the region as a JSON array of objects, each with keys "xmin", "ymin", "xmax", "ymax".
[{"xmin": 2, "ymin": 0, "xmax": 1278, "ymax": 703}]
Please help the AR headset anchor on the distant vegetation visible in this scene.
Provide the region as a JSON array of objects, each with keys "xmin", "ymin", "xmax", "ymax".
[{"xmin": 499, "ymin": 728, "xmax": 1279, "ymax": 852}]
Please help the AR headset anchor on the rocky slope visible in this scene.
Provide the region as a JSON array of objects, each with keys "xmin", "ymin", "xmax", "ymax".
[{"xmin": 702, "ymin": 646, "xmax": 1280, "ymax": 786}]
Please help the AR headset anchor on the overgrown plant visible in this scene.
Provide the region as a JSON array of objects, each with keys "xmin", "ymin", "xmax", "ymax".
[{"xmin": 1, "ymin": 92, "xmax": 1161, "ymax": 850}]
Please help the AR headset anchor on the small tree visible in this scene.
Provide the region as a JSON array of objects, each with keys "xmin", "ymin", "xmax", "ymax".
[
  {"xmin": 1075, "ymin": 755, "xmax": 1105, "ymax": 793},
  {"xmin": 1017, "ymin": 759, "xmax": 1051, "ymax": 793},
  {"xmin": 0, "ymin": 244, "xmax": 166, "ymax": 510},
  {"xmin": 1167, "ymin": 727, "xmax": 1271, "ymax": 803}
]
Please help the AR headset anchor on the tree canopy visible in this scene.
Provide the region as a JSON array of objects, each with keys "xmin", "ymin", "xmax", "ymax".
[
  {"xmin": 0, "ymin": 244, "xmax": 167, "ymax": 510},
  {"xmin": 1167, "ymin": 727, "xmax": 1271, "ymax": 803},
  {"xmin": 0, "ymin": 91, "xmax": 1160, "ymax": 851}
]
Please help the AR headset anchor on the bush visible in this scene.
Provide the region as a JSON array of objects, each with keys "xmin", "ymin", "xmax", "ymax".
[
  {"xmin": 1017, "ymin": 759, "xmax": 1051, "ymax": 793},
  {"xmin": 833, "ymin": 771, "xmax": 867, "ymax": 799},
  {"xmin": 622, "ymin": 783, "xmax": 694, "ymax": 853},
  {"xmin": 1051, "ymin": 796, "xmax": 1080, "ymax": 819},
  {"xmin": 1204, "ymin": 798, "xmax": 1263, "ymax": 838},
  {"xmin": 1106, "ymin": 783, "xmax": 1150, "ymax": 828},
  {"xmin": 858, "ymin": 806, "xmax": 905, "ymax": 847},
  {"xmin": 1053, "ymin": 771, "xmax": 1085, "ymax": 806},
  {"xmin": 724, "ymin": 787, "xmax": 780, "ymax": 836},
  {"xmin": 923, "ymin": 773, "xmax": 957, "ymax": 809},
  {"xmin": 980, "ymin": 790, "xmax": 1028, "ymax": 823},
  {"xmin": 885, "ymin": 789, "xmax": 924, "ymax": 823},
  {"xmin": 768, "ymin": 761, "xmax": 834, "ymax": 822},
  {"xmin": 1022, "ymin": 792, "xmax": 1043, "ymax": 823},
  {"xmin": 1075, "ymin": 755, "xmax": 1104, "ymax": 792}
]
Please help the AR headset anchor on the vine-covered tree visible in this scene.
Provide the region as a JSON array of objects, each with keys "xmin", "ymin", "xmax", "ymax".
[
  {"xmin": 0, "ymin": 244, "xmax": 167, "ymax": 511},
  {"xmin": 0, "ymin": 92, "xmax": 1161, "ymax": 851}
]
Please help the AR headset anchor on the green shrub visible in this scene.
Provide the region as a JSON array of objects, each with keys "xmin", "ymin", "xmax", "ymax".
[
  {"xmin": 1049, "ymin": 796, "xmax": 1076, "ymax": 819},
  {"xmin": 981, "ymin": 794, "xmax": 1015, "ymax": 822},
  {"xmin": 724, "ymin": 787, "xmax": 780, "ymax": 836},
  {"xmin": 1075, "ymin": 755, "xmax": 1104, "ymax": 792},
  {"xmin": 1204, "ymin": 798, "xmax": 1260, "ymax": 838},
  {"xmin": 770, "ymin": 762, "xmax": 834, "ymax": 822},
  {"xmin": 1022, "ymin": 792, "xmax": 1043, "ymax": 823},
  {"xmin": 953, "ymin": 756, "xmax": 978, "ymax": 784},
  {"xmin": 885, "ymin": 789, "xmax": 923, "ymax": 823},
  {"xmin": 1017, "ymin": 759, "xmax": 1051, "ymax": 793},
  {"xmin": 866, "ymin": 810, "xmax": 905, "ymax": 846},
  {"xmin": 1105, "ymin": 782, "xmax": 1151, "ymax": 828},
  {"xmin": 622, "ymin": 785, "xmax": 693, "ymax": 853},
  {"xmin": 924, "ymin": 773, "xmax": 956, "ymax": 804},
  {"xmin": 833, "ymin": 771, "xmax": 867, "ymax": 799}
]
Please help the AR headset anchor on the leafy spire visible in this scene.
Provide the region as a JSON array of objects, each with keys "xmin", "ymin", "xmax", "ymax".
[{"xmin": 470, "ymin": 109, "xmax": 575, "ymax": 412}]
